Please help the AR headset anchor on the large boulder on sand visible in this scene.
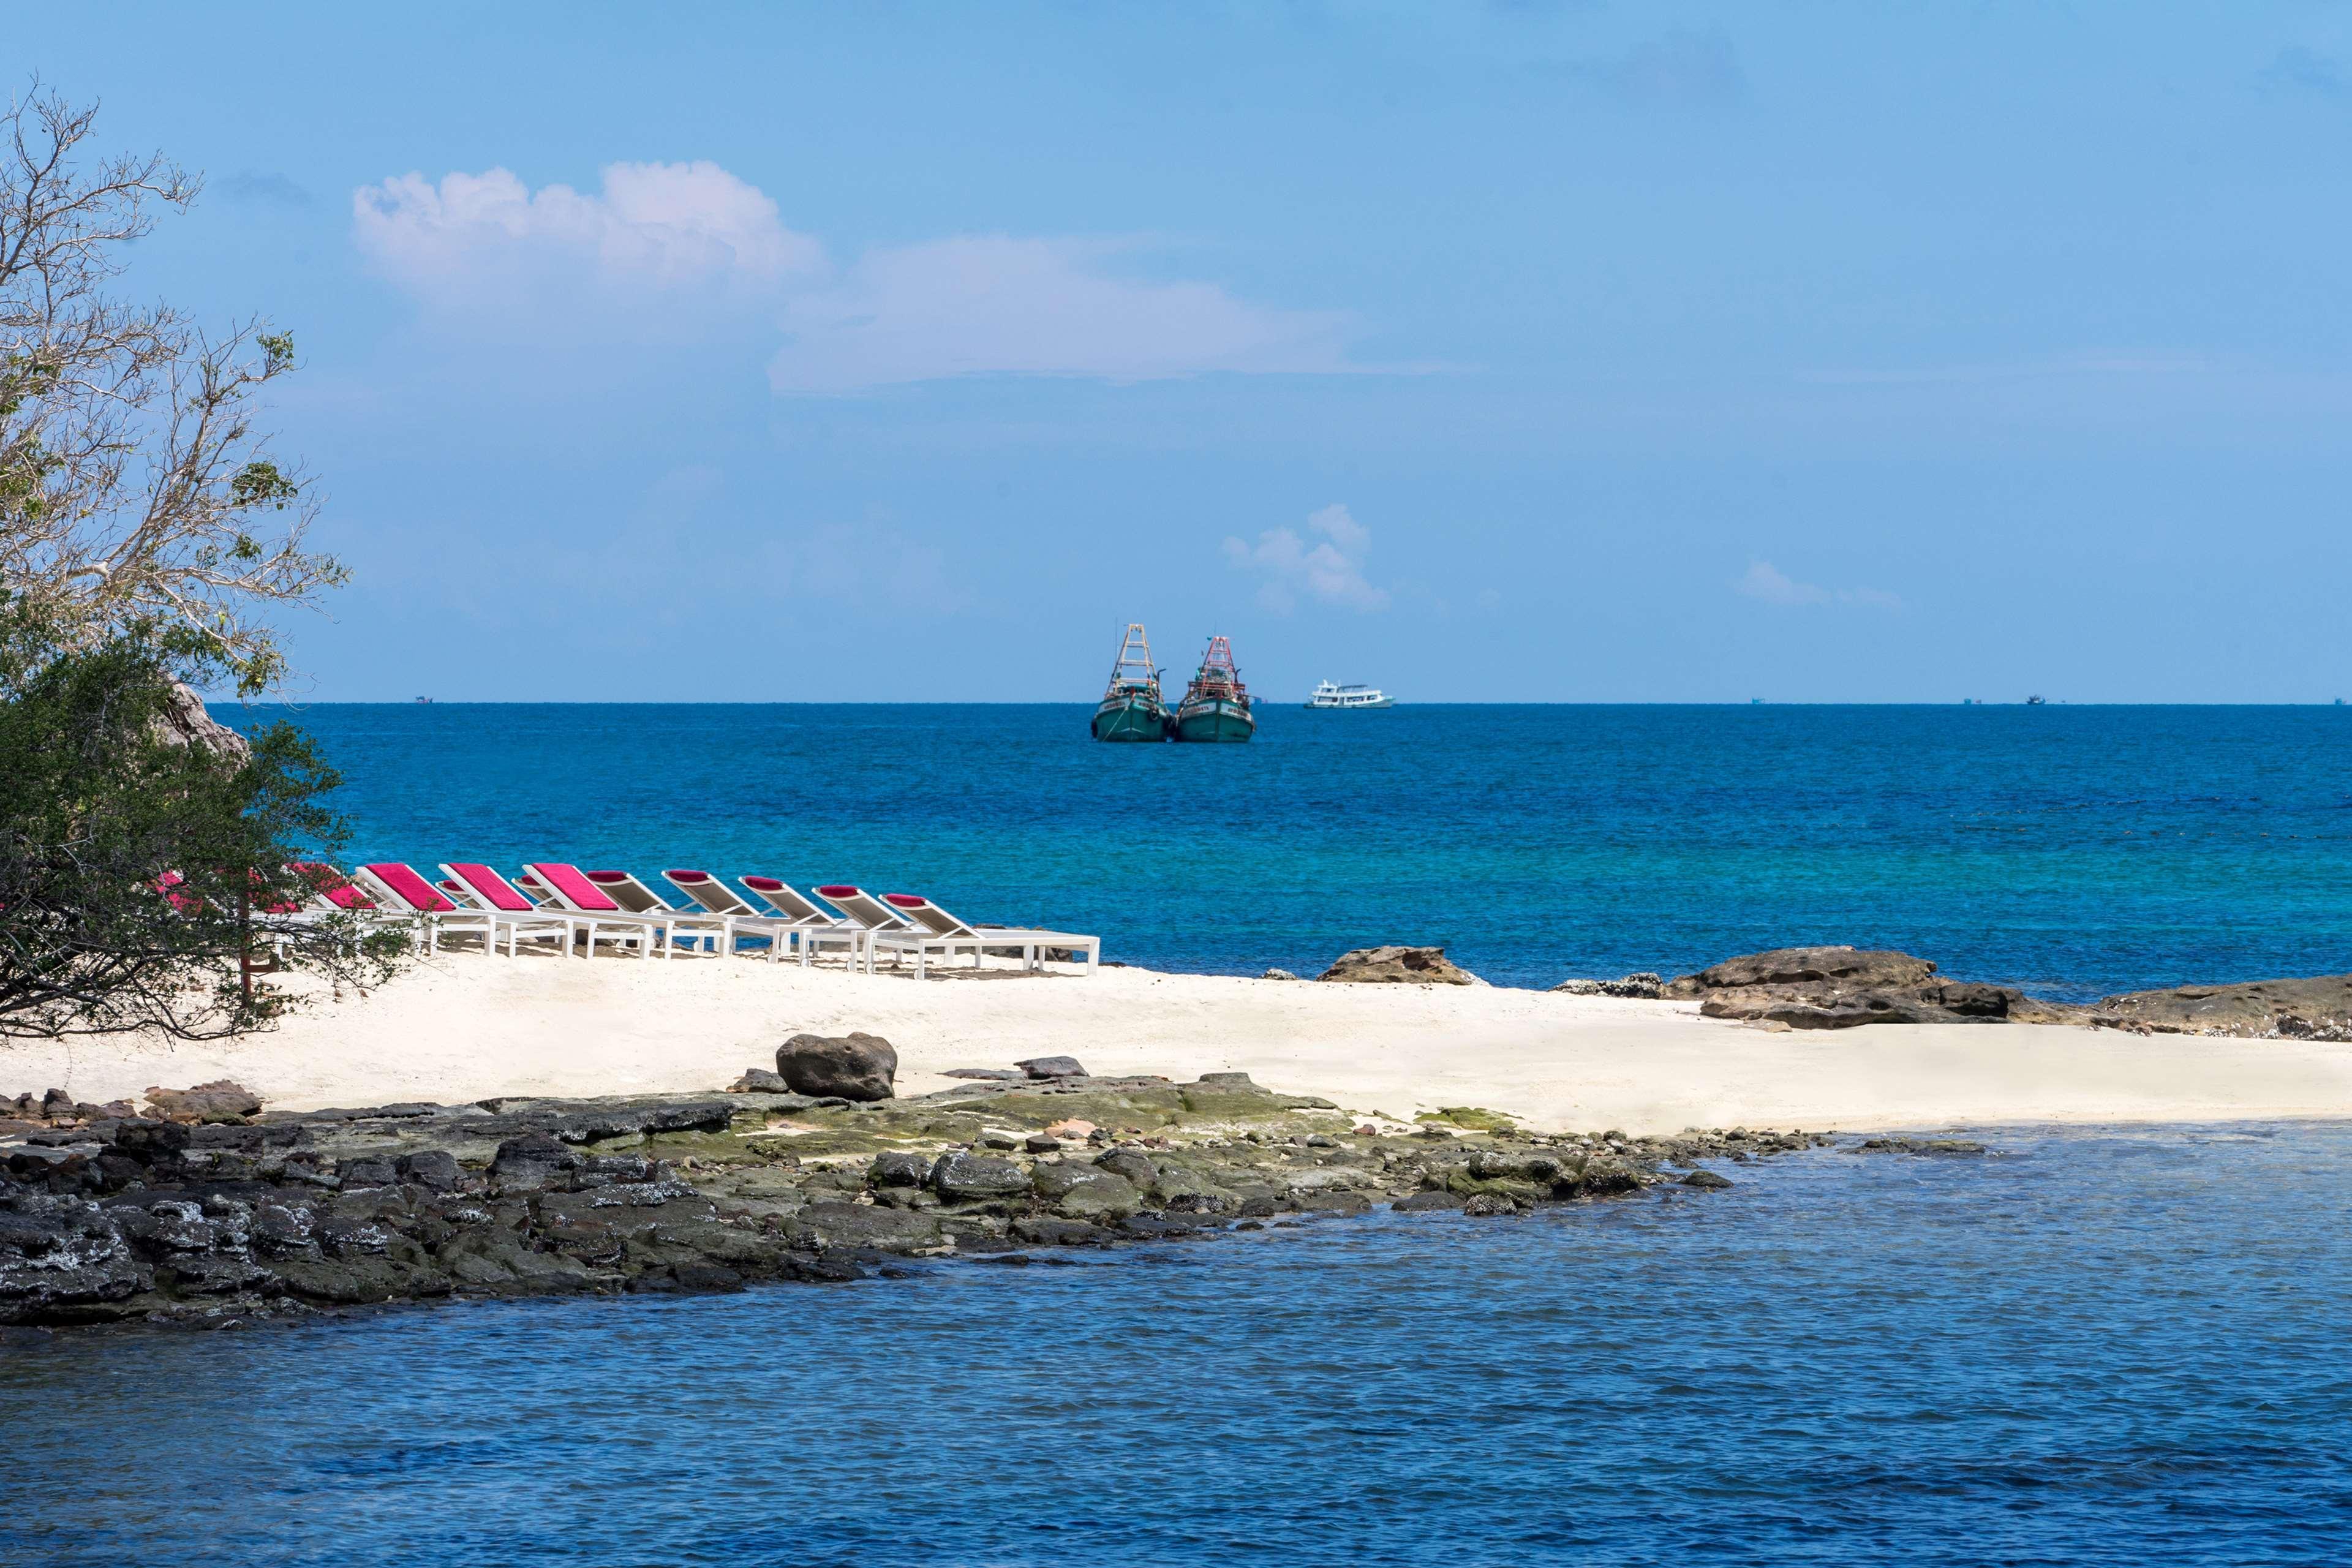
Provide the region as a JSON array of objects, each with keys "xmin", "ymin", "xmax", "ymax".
[
  {"xmin": 1662, "ymin": 946, "xmax": 1936, "ymax": 997},
  {"xmin": 1664, "ymin": 946, "xmax": 2067, "ymax": 1029},
  {"xmin": 775, "ymin": 1033, "xmax": 897, "ymax": 1101},
  {"xmin": 143, "ymin": 1080, "xmax": 263, "ymax": 1125},
  {"xmin": 1318, "ymin": 946, "xmax": 1483, "ymax": 986},
  {"xmin": 2086, "ymin": 973, "xmax": 2352, "ymax": 1039}
]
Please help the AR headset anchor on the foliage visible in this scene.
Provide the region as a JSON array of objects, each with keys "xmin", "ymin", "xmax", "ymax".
[
  {"xmin": 0, "ymin": 601, "xmax": 407, "ymax": 1039},
  {"xmin": 1, "ymin": 80, "xmax": 344, "ymax": 697}
]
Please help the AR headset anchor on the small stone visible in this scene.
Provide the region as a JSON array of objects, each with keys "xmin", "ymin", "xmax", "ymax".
[
  {"xmin": 1305, "ymin": 1134, "xmax": 1337, "ymax": 1148},
  {"xmin": 1024, "ymin": 1135, "xmax": 1061, "ymax": 1153},
  {"xmin": 870, "ymin": 1152, "xmax": 930, "ymax": 1188},
  {"xmin": 1044, "ymin": 1119, "xmax": 1096, "ymax": 1139},
  {"xmin": 1261, "ymin": 968, "xmax": 1300, "ymax": 981},
  {"xmin": 1354, "ymin": 1125, "xmax": 1379, "ymax": 1137},
  {"xmin": 1680, "ymin": 1169, "xmax": 1733, "ymax": 1189},
  {"xmin": 141, "ymin": 1080, "xmax": 263, "ymax": 1125},
  {"xmin": 728, "ymin": 1068, "xmax": 790, "ymax": 1093},
  {"xmin": 980, "ymin": 1131, "xmax": 1022, "ymax": 1151},
  {"xmin": 1015, "ymin": 1056, "xmax": 1086, "ymax": 1080}
]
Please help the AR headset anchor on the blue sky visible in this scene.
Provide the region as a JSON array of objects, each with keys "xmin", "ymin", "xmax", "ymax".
[{"xmin": 23, "ymin": 2, "xmax": 2352, "ymax": 701}]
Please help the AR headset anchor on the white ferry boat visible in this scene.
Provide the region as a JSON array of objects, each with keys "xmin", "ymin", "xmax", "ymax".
[{"xmin": 1304, "ymin": 680, "xmax": 1395, "ymax": 710}]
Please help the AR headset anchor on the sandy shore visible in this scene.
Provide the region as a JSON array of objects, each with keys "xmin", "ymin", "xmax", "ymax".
[{"xmin": 7, "ymin": 954, "xmax": 2351, "ymax": 1135}]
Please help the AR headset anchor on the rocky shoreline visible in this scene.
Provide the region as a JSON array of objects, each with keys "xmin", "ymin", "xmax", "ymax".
[{"xmin": 2, "ymin": 1060, "xmax": 1833, "ymax": 1332}]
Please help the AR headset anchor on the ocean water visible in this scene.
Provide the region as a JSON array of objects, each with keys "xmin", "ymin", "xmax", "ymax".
[
  {"xmin": 230, "ymin": 703, "xmax": 2352, "ymax": 998},
  {"xmin": 6, "ymin": 1126, "xmax": 2350, "ymax": 1566}
]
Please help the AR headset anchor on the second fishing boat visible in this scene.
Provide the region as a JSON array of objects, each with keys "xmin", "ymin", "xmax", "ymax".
[{"xmin": 1170, "ymin": 634, "xmax": 1256, "ymax": 742}]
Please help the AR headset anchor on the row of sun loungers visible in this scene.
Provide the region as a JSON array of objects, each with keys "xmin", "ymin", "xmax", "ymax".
[{"xmin": 287, "ymin": 861, "xmax": 1100, "ymax": 977}]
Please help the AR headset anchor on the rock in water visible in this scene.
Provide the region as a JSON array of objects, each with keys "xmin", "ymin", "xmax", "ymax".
[
  {"xmin": 775, "ymin": 1033, "xmax": 897, "ymax": 1101},
  {"xmin": 143, "ymin": 1080, "xmax": 264, "ymax": 1125},
  {"xmin": 1015, "ymin": 1055, "xmax": 1086, "ymax": 1080},
  {"xmin": 1317, "ymin": 946, "xmax": 1482, "ymax": 986}
]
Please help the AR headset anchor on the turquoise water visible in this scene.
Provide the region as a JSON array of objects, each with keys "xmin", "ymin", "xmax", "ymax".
[
  {"xmin": 233, "ymin": 703, "xmax": 2352, "ymax": 998},
  {"xmin": 7, "ymin": 1126, "xmax": 2350, "ymax": 1564}
]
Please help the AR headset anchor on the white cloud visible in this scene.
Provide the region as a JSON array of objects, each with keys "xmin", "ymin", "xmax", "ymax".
[
  {"xmin": 352, "ymin": 162, "xmax": 822, "ymax": 316},
  {"xmin": 1223, "ymin": 503, "xmax": 1390, "ymax": 614},
  {"xmin": 356, "ymin": 162, "xmax": 1362, "ymax": 390},
  {"xmin": 1736, "ymin": 559, "xmax": 1902, "ymax": 610},
  {"xmin": 770, "ymin": 236, "xmax": 1354, "ymax": 393}
]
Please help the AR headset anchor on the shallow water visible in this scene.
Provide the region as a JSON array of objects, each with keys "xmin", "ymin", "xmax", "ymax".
[
  {"xmin": 7, "ymin": 1126, "xmax": 2351, "ymax": 1565},
  {"xmin": 229, "ymin": 702, "xmax": 2352, "ymax": 998}
]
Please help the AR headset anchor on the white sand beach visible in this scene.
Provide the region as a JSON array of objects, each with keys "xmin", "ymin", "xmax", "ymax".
[{"xmin": 9, "ymin": 956, "xmax": 2352, "ymax": 1135}]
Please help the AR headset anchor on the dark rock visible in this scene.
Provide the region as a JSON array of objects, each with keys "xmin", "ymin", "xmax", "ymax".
[
  {"xmin": 1667, "ymin": 945, "xmax": 2057, "ymax": 1028},
  {"xmin": 869, "ymin": 1152, "xmax": 931, "ymax": 1188},
  {"xmin": 728, "ymin": 1068, "xmax": 791, "ymax": 1094},
  {"xmin": 1010, "ymin": 1216, "xmax": 1114, "ymax": 1246},
  {"xmin": 488, "ymin": 1134, "xmax": 582, "ymax": 1193},
  {"xmin": 927, "ymin": 1151, "xmax": 1028, "ymax": 1200},
  {"xmin": 1392, "ymin": 1191, "xmax": 1464, "ymax": 1212},
  {"xmin": 1316, "ymin": 946, "xmax": 1481, "ymax": 986},
  {"xmin": 1023, "ymin": 1135, "xmax": 1061, "ymax": 1154},
  {"xmin": 1679, "ymin": 1169, "xmax": 1733, "ymax": 1189},
  {"xmin": 336, "ymin": 1156, "xmax": 401, "ymax": 1189},
  {"xmin": 142, "ymin": 1080, "xmax": 263, "ymax": 1125},
  {"xmin": 1093, "ymin": 1149, "xmax": 1158, "ymax": 1187},
  {"xmin": 1857, "ymin": 1137, "xmax": 1989, "ymax": 1156},
  {"xmin": 396, "ymin": 1151, "xmax": 463, "ymax": 1193},
  {"xmin": 775, "ymin": 1033, "xmax": 897, "ymax": 1102},
  {"xmin": 1461, "ymin": 1193, "xmax": 1520, "ymax": 1217},
  {"xmin": 1014, "ymin": 1056, "xmax": 1086, "ymax": 1080},
  {"xmin": 40, "ymin": 1088, "xmax": 75, "ymax": 1121},
  {"xmin": 786, "ymin": 1201, "xmax": 941, "ymax": 1254},
  {"xmin": 942, "ymin": 1068, "xmax": 1024, "ymax": 1081}
]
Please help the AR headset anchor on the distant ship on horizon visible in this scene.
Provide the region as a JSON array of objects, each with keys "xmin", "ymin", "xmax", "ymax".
[{"xmin": 1304, "ymin": 680, "xmax": 1394, "ymax": 710}]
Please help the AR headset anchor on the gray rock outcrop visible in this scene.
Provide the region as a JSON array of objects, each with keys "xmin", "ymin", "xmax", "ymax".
[
  {"xmin": 2084, "ymin": 973, "xmax": 2352, "ymax": 1039},
  {"xmin": 1662, "ymin": 946, "xmax": 2068, "ymax": 1028}
]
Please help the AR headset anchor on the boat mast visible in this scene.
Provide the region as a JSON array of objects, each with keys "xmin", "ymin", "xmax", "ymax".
[{"xmin": 1107, "ymin": 622, "xmax": 1161, "ymax": 696}]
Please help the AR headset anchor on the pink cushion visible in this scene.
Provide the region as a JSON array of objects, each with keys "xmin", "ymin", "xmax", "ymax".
[
  {"xmin": 585, "ymin": 870, "xmax": 628, "ymax": 884},
  {"xmin": 742, "ymin": 876, "xmax": 784, "ymax": 891},
  {"xmin": 291, "ymin": 864, "xmax": 374, "ymax": 910},
  {"xmin": 527, "ymin": 862, "xmax": 620, "ymax": 912},
  {"xmin": 365, "ymin": 864, "xmax": 457, "ymax": 913},
  {"xmin": 884, "ymin": 894, "xmax": 927, "ymax": 908},
  {"xmin": 816, "ymin": 884, "xmax": 859, "ymax": 898},
  {"xmin": 444, "ymin": 863, "xmax": 533, "ymax": 912}
]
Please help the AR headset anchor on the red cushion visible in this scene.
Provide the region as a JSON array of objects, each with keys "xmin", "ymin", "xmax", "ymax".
[
  {"xmin": 365, "ymin": 863, "xmax": 457, "ymax": 913},
  {"xmin": 816, "ymin": 884, "xmax": 859, "ymax": 898},
  {"xmin": 742, "ymin": 876, "xmax": 783, "ymax": 891},
  {"xmin": 443, "ymin": 863, "xmax": 533, "ymax": 912},
  {"xmin": 584, "ymin": 870, "xmax": 628, "ymax": 884},
  {"xmin": 667, "ymin": 869, "xmax": 712, "ymax": 883},
  {"xmin": 526, "ymin": 862, "xmax": 619, "ymax": 912},
  {"xmin": 884, "ymin": 894, "xmax": 926, "ymax": 908}
]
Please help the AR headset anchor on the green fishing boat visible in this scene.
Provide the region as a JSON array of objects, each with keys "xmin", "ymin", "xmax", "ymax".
[
  {"xmin": 1091, "ymin": 622, "xmax": 1170, "ymax": 742},
  {"xmin": 1170, "ymin": 634, "xmax": 1256, "ymax": 743}
]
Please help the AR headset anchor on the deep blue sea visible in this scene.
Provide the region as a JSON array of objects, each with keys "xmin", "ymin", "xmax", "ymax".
[
  {"xmin": 7, "ymin": 1126, "xmax": 2350, "ymax": 1566},
  {"xmin": 228, "ymin": 702, "xmax": 2352, "ymax": 999}
]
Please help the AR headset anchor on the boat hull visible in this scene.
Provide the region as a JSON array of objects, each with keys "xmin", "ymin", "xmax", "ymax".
[
  {"xmin": 1170, "ymin": 698, "xmax": 1255, "ymax": 743},
  {"xmin": 1091, "ymin": 695, "xmax": 1169, "ymax": 742}
]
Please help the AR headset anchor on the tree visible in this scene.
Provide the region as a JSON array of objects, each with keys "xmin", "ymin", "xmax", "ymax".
[
  {"xmin": 1, "ymin": 80, "xmax": 344, "ymax": 697},
  {"xmin": 0, "ymin": 600, "xmax": 405, "ymax": 1038}
]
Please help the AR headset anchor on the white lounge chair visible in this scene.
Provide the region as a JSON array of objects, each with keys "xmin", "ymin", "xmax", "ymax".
[
  {"xmin": 802, "ymin": 883, "xmax": 916, "ymax": 970},
  {"xmin": 519, "ymin": 862, "xmax": 731, "ymax": 959},
  {"xmin": 864, "ymin": 892, "xmax": 1101, "ymax": 978},
  {"xmin": 440, "ymin": 862, "xmax": 650, "ymax": 959},
  {"xmin": 354, "ymin": 862, "xmax": 574, "ymax": 957}
]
